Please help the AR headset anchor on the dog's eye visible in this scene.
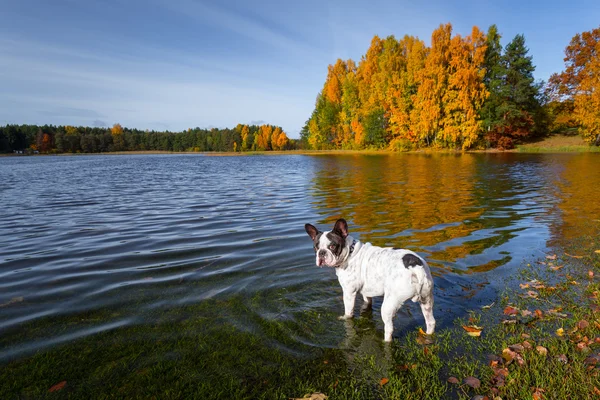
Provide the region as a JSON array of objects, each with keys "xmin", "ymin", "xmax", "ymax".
[{"xmin": 329, "ymin": 244, "xmax": 336, "ymax": 250}]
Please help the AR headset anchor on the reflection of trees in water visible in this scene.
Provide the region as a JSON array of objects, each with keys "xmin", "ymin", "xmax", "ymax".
[
  {"xmin": 552, "ymin": 154, "xmax": 600, "ymax": 246},
  {"xmin": 309, "ymin": 154, "xmax": 581, "ymax": 275}
]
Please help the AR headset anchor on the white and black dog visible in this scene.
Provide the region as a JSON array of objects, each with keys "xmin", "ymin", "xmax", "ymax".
[{"xmin": 305, "ymin": 218, "xmax": 435, "ymax": 342}]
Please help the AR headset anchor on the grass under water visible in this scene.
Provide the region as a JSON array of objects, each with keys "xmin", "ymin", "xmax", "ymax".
[{"xmin": 2, "ymin": 235, "xmax": 600, "ymax": 399}]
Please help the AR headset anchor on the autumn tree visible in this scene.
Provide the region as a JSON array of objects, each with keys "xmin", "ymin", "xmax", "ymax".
[
  {"xmin": 549, "ymin": 26, "xmax": 600, "ymax": 144},
  {"xmin": 387, "ymin": 35, "xmax": 427, "ymax": 147},
  {"xmin": 440, "ymin": 26, "xmax": 488, "ymax": 149},
  {"xmin": 410, "ymin": 23, "xmax": 453, "ymax": 146},
  {"xmin": 111, "ymin": 123, "xmax": 125, "ymax": 151}
]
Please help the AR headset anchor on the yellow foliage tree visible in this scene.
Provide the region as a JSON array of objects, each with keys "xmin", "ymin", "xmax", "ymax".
[
  {"xmin": 574, "ymin": 41, "xmax": 600, "ymax": 144},
  {"xmin": 241, "ymin": 125, "xmax": 251, "ymax": 151},
  {"xmin": 410, "ymin": 23, "xmax": 453, "ymax": 146},
  {"xmin": 441, "ymin": 26, "xmax": 488, "ymax": 149},
  {"xmin": 255, "ymin": 125, "xmax": 273, "ymax": 151},
  {"xmin": 111, "ymin": 123, "xmax": 125, "ymax": 151}
]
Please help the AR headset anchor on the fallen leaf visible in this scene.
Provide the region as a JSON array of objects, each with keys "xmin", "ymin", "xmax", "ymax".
[
  {"xmin": 565, "ymin": 252, "xmax": 583, "ymax": 259},
  {"xmin": 502, "ymin": 348, "xmax": 517, "ymax": 362},
  {"xmin": 557, "ymin": 354, "xmax": 568, "ymax": 364},
  {"xmin": 292, "ymin": 394, "xmax": 328, "ymax": 400},
  {"xmin": 482, "ymin": 302, "xmax": 495, "ymax": 310},
  {"xmin": 520, "ymin": 283, "xmax": 530, "ymax": 289},
  {"xmin": 527, "ymin": 290, "xmax": 539, "ymax": 299},
  {"xmin": 447, "ymin": 376, "xmax": 459, "ymax": 384},
  {"xmin": 521, "ymin": 333, "xmax": 531, "ymax": 339},
  {"xmin": 380, "ymin": 378, "xmax": 389, "ymax": 386},
  {"xmin": 536, "ymin": 346, "xmax": 548, "ymax": 356},
  {"xmin": 522, "ymin": 341, "xmax": 532, "ymax": 350},
  {"xmin": 594, "ymin": 386, "xmax": 600, "ymax": 395},
  {"xmin": 589, "ymin": 271, "xmax": 595, "ymax": 279},
  {"xmin": 504, "ymin": 306, "xmax": 519, "ymax": 316},
  {"xmin": 548, "ymin": 309, "xmax": 568, "ymax": 318},
  {"xmin": 584, "ymin": 355, "xmax": 600, "ymax": 365},
  {"xmin": 49, "ymin": 381, "xmax": 67, "ymax": 392},
  {"xmin": 521, "ymin": 310, "xmax": 533, "ymax": 317},
  {"xmin": 463, "ymin": 376, "xmax": 481, "ymax": 389},
  {"xmin": 0, "ymin": 296, "xmax": 24, "ymax": 308},
  {"xmin": 556, "ymin": 328, "xmax": 564, "ymax": 337},
  {"xmin": 397, "ymin": 364, "xmax": 417, "ymax": 371},
  {"xmin": 546, "ymin": 254, "xmax": 557, "ymax": 260},
  {"xmin": 502, "ymin": 319, "xmax": 517, "ymax": 324},
  {"xmin": 578, "ymin": 320, "xmax": 590, "ymax": 330},
  {"xmin": 463, "ymin": 325, "xmax": 483, "ymax": 337},
  {"xmin": 416, "ymin": 334, "xmax": 434, "ymax": 345},
  {"xmin": 418, "ymin": 327, "xmax": 426, "ymax": 335},
  {"xmin": 535, "ymin": 309, "xmax": 543, "ymax": 319},
  {"xmin": 509, "ymin": 344, "xmax": 525, "ymax": 353},
  {"xmin": 532, "ymin": 387, "xmax": 545, "ymax": 400},
  {"xmin": 595, "ymin": 250, "xmax": 600, "ymax": 254},
  {"xmin": 576, "ymin": 342, "xmax": 590, "ymax": 352}
]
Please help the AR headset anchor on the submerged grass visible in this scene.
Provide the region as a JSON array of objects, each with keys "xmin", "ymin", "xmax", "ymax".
[{"xmin": 2, "ymin": 238, "xmax": 600, "ymax": 399}]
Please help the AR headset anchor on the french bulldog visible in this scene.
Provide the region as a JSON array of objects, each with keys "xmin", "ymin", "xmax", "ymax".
[{"xmin": 305, "ymin": 218, "xmax": 435, "ymax": 342}]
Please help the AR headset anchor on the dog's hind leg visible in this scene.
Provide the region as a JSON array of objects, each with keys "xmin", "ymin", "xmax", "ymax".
[
  {"xmin": 419, "ymin": 295, "xmax": 435, "ymax": 335},
  {"xmin": 381, "ymin": 297, "xmax": 401, "ymax": 342},
  {"xmin": 360, "ymin": 295, "xmax": 373, "ymax": 312}
]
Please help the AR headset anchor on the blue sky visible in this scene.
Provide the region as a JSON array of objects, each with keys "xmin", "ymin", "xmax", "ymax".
[{"xmin": 1, "ymin": 0, "xmax": 599, "ymax": 138}]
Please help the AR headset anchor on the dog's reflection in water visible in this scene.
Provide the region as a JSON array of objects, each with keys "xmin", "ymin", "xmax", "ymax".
[{"xmin": 339, "ymin": 308, "xmax": 394, "ymax": 377}]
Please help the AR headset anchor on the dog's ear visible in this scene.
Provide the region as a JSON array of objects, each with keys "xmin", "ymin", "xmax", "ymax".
[
  {"xmin": 333, "ymin": 218, "xmax": 348, "ymax": 238},
  {"xmin": 305, "ymin": 223, "xmax": 319, "ymax": 241}
]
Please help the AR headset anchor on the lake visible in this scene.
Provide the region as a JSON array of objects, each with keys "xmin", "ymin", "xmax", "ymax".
[{"xmin": 1, "ymin": 153, "xmax": 599, "ymax": 398}]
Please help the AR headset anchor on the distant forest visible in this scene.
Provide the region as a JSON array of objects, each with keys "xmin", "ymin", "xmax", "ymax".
[
  {"xmin": 0, "ymin": 123, "xmax": 300, "ymax": 154},
  {"xmin": 2, "ymin": 23, "xmax": 599, "ymax": 154}
]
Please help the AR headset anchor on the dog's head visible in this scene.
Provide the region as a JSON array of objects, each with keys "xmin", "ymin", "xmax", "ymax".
[{"xmin": 304, "ymin": 218, "xmax": 349, "ymax": 267}]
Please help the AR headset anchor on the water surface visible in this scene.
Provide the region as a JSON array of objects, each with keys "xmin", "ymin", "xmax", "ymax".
[{"xmin": 1, "ymin": 153, "xmax": 599, "ymax": 393}]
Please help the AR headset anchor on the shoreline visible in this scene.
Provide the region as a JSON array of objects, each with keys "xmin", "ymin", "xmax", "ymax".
[{"xmin": 2, "ymin": 147, "xmax": 598, "ymax": 157}]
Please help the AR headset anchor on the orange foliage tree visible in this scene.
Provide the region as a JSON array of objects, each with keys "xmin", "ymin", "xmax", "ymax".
[{"xmin": 550, "ymin": 26, "xmax": 600, "ymax": 144}]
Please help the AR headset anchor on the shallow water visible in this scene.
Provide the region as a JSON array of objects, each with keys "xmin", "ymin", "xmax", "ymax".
[{"xmin": 0, "ymin": 153, "xmax": 599, "ymax": 366}]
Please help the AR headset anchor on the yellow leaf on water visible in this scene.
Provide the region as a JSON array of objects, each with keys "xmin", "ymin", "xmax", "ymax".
[{"xmin": 565, "ymin": 253, "xmax": 582, "ymax": 258}]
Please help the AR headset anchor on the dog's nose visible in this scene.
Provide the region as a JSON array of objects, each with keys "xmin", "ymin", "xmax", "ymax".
[{"xmin": 318, "ymin": 249, "xmax": 327, "ymax": 258}]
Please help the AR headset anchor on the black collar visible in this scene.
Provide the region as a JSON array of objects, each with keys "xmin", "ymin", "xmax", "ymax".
[{"xmin": 349, "ymin": 239, "xmax": 357, "ymax": 256}]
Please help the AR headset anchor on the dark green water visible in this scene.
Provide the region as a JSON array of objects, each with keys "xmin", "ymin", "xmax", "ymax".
[{"xmin": 1, "ymin": 153, "xmax": 598, "ymax": 397}]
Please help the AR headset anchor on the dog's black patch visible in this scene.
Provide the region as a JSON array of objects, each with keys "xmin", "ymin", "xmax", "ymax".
[
  {"xmin": 313, "ymin": 232, "xmax": 323, "ymax": 251},
  {"xmin": 402, "ymin": 254, "xmax": 423, "ymax": 268},
  {"xmin": 326, "ymin": 231, "xmax": 346, "ymax": 257}
]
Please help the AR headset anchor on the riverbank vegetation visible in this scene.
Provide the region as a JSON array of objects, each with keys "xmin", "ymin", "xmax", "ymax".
[{"xmin": 1, "ymin": 237, "xmax": 599, "ymax": 399}]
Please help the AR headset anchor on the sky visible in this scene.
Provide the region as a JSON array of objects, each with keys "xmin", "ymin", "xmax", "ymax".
[{"xmin": 1, "ymin": 0, "xmax": 599, "ymax": 138}]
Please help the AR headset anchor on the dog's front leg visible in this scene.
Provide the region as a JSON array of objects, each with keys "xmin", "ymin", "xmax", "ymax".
[{"xmin": 338, "ymin": 291, "xmax": 357, "ymax": 320}]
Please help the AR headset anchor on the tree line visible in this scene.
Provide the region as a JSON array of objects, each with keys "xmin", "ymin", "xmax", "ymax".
[
  {"xmin": 0, "ymin": 123, "xmax": 298, "ymax": 154},
  {"xmin": 301, "ymin": 23, "xmax": 600, "ymax": 150}
]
